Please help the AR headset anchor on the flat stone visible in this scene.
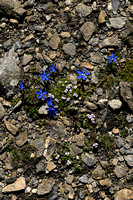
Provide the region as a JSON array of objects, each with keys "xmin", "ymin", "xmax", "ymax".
[
  {"xmin": 128, "ymin": 5, "xmax": 133, "ymax": 14},
  {"xmin": 3, "ymin": 39, "xmax": 12, "ymax": 49},
  {"xmin": 37, "ymin": 178, "xmax": 55, "ymax": 195},
  {"xmin": 63, "ymin": 43, "xmax": 76, "ymax": 57},
  {"xmin": 46, "ymin": 161, "xmax": 56, "ymax": 171},
  {"xmin": 79, "ymin": 174, "xmax": 88, "ymax": 183},
  {"xmin": 22, "ymin": 34, "xmax": 34, "ymax": 43},
  {"xmin": 92, "ymin": 166, "xmax": 105, "ymax": 179},
  {"xmin": 70, "ymin": 143, "xmax": 83, "ymax": 156},
  {"xmin": 114, "ymin": 165, "xmax": 128, "ymax": 178},
  {"xmin": 91, "ymin": 71, "xmax": 99, "ymax": 84},
  {"xmin": 60, "ymin": 32, "xmax": 71, "ymax": 38},
  {"xmin": 76, "ymin": 3, "xmax": 92, "ymax": 17},
  {"xmin": 0, "ymin": 0, "xmax": 26, "ymax": 19},
  {"xmin": 81, "ymin": 62, "xmax": 94, "ymax": 70},
  {"xmin": 84, "ymin": 101, "xmax": 97, "ymax": 110},
  {"xmin": 0, "ymin": 102, "xmax": 6, "ymax": 119},
  {"xmin": 100, "ymin": 179, "xmax": 112, "ymax": 187},
  {"xmin": 43, "ymin": 136, "xmax": 56, "ymax": 161},
  {"xmin": 22, "ymin": 54, "xmax": 33, "ymax": 66},
  {"xmin": 66, "ymin": 174, "xmax": 74, "ymax": 184},
  {"xmin": 81, "ymin": 153, "xmax": 97, "ymax": 167},
  {"xmin": 36, "ymin": 160, "xmax": 45, "ymax": 173},
  {"xmin": 80, "ymin": 22, "xmax": 95, "ymax": 41},
  {"xmin": 99, "ymin": 34, "xmax": 120, "ymax": 48},
  {"xmin": 90, "ymin": 52, "xmax": 102, "ymax": 63},
  {"xmin": 2, "ymin": 177, "xmax": 26, "ymax": 193},
  {"xmin": 99, "ymin": 10, "xmax": 107, "ymax": 23},
  {"xmin": 108, "ymin": 99, "xmax": 122, "ymax": 110},
  {"xmin": 119, "ymin": 82, "xmax": 133, "ymax": 111},
  {"xmin": 16, "ymin": 130, "xmax": 28, "ymax": 147},
  {"xmin": 38, "ymin": 105, "xmax": 48, "ymax": 115},
  {"xmin": 114, "ymin": 189, "xmax": 133, "ymax": 200},
  {"xmin": 112, "ymin": 0, "xmax": 119, "ymax": 14},
  {"xmin": 5, "ymin": 121, "xmax": 18, "ymax": 135},
  {"xmin": 109, "ymin": 17, "xmax": 127, "ymax": 29},
  {"xmin": 49, "ymin": 32, "xmax": 60, "ymax": 50},
  {"xmin": 0, "ymin": 47, "xmax": 20, "ymax": 97},
  {"xmin": 124, "ymin": 155, "xmax": 133, "ymax": 167},
  {"xmin": 73, "ymin": 133, "xmax": 85, "ymax": 147}
]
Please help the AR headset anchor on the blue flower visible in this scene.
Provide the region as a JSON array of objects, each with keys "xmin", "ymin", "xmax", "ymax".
[
  {"xmin": 46, "ymin": 106, "xmax": 58, "ymax": 117},
  {"xmin": 19, "ymin": 80, "xmax": 24, "ymax": 90},
  {"xmin": 46, "ymin": 97, "xmax": 54, "ymax": 107},
  {"xmin": 36, "ymin": 88, "xmax": 47, "ymax": 100},
  {"xmin": 50, "ymin": 63, "xmax": 56, "ymax": 72},
  {"xmin": 107, "ymin": 53, "xmax": 118, "ymax": 63},
  {"xmin": 40, "ymin": 71, "xmax": 50, "ymax": 81},
  {"xmin": 77, "ymin": 69, "xmax": 90, "ymax": 80}
]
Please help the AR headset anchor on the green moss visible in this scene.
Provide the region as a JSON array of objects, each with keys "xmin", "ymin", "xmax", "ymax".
[
  {"xmin": 120, "ymin": 59, "xmax": 133, "ymax": 82},
  {"xmin": 12, "ymin": 150, "xmax": 20, "ymax": 162},
  {"xmin": 99, "ymin": 133, "xmax": 114, "ymax": 151}
]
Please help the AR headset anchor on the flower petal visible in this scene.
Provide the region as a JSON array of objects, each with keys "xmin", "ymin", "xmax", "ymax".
[{"xmin": 77, "ymin": 70, "xmax": 81, "ymax": 74}]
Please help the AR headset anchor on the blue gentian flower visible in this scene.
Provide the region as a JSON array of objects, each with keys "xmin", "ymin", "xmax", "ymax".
[
  {"xmin": 36, "ymin": 88, "xmax": 47, "ymax": 100},
  {"xmin": 19, "ymin": 80, "xmax": 24, "ymax": 90},
  {"xmin": 46, "ymin": 97, "xmax": 54, "ymax": 107},
  {"xmin": 46, "ymin": 106, "xmax": 58, "ymax": 117},
  {"xmin": 40, "ymin": 71, "xmax": 50, "ymax": 81},
  {"xmin": 77, "ymin": 69, "xmax": 90, "ymax": 80},
  {"xmin": 50, "ymin": 63, "xmax": 56, "ymax": 72},
  {"xmin": 107, "ymin": 53, "xmax": 118, "ymax": 63}
]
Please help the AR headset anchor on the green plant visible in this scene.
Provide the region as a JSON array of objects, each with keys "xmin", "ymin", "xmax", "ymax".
[{"xmin": 99, "ymin": 133, "xmax": 114, "ymax": 151}]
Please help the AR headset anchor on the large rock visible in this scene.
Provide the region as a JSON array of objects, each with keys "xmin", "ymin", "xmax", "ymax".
[
  {"xmin": 0, "ymin": 47, "xmax": 21, "ymax": 98},
  {"xmin": 114, "ymin": 189, "xmax": 133, "ymax": 200},
  {"xmin": 99, "ymin": 34, "xmax": 120, "ymax": 48},
  {"xmin": 76, "ymin": 3, "xmax": 92, "ymax": 17},
  {"xmin": 49, "ymin": 32, "xmax": 60, "ymax": 50},
  {"xmin": 109, "ymin": 17, "xmax": 127, "ymax": 29},
  {"xmin": 119, "ymin": 82, "xmax": 133, "ymax": 111},
  {"xmin": 80, "ymin": 22, "xmax": 95, "ymax": 41},
  {"xmin": 108, "ymin": 99, "xmax": 122, "ymax": 110},
  {"xmin": 63, "ymin": 43, "xmax": 76, "ymax": 57},
  {"xmin": 37, "ymin": 178, "xmax": 55, "ymax": 195},
  {"xmin": 81, "ymin": 153, "xmax": 97, "ymax": 167},
  {"xmin": 2, "ymin": 177, "xmax": 26, "ymax": 193},
  {"xmin": 0, "ymin": 0, "xmax": 26, "ymax": 19}
]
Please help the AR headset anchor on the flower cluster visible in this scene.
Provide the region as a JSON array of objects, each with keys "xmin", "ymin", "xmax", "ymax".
[{"xmin": 87, "ymin": 113, "xmax": 95, "ymax": 123}]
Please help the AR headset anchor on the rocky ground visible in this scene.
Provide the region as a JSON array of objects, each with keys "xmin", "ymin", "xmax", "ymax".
[{"xmin": 0, "ymin": 0, "xmax": 133, "ymax": 199}]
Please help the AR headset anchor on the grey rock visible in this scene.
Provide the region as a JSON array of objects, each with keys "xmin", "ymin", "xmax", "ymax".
[
  {"xmin": 76, "ymin": 3, "xmax": 92, "ymax": 17},
  {"xmin": 124, "ymin": 155, "xmax": 133, "ymax": 167},
  {"xmin": 112, "ymin": 0, "xmax": 119, "ymax": 14},
  {"xmin": 49, "ymin": 32, "xmax": 60, "ymax": 50},
  {"xmin": 114, "ymin": 189, "xmax": 133, "ymax": 200},
  {"xmin": 120, "ymin": 147, "xmax": 126, "ymax": 155},
  {"xmin": 0, "ymin": 0, "xmax": 26, "ymax": 19},
  {"xmin": 38, "ymin": 105, "xmax": 48, "ymax": 115},
  {"xmin": 0, "ymin": 168, "xmax": 5, "ymax": 180},
  {"xmin": 91, "ymin": 71, "xmax": 99, "ymax": 84},
  {"xmin": 109, "ymin": 17, "xmax": 127, "ymax": 29},
  {"xmin": 30, "ymin": 135, "xmax": 46, "ymax": 158},
  {"xmin": 89, "ymin": 37, "xmax": 99, "ymax": 46},
  {"xmin": 116, "ymin": 136, "xmax": 125, "ymax": 148},
  {"xmin": 79, "ymin": 174, "xmax": 88, "ymax": 183},
  {"xmin": 108, "ymin": 99, "xmax": 122, "ymax": 110},
  {"xmin": 92, "ymin": 166, "xmax": 105, "ymax": 179},
  {"xmin": 119, "ymin": 82, "xmax": 133, "ymax": 111},
  {"xmin": 114, "ymin": 165, "xmax": 128, "ymax": 178},
  {"xmin": 3, "ymin": 39, "xmax": 12, "ymax": 49},
  {"xmin": 99, "ymin": 34, "xmax": 120, "ymax": 48},
  {"xmin": 36, "ymin": 160, "xmax": 45, "ymax": 173},
  {"xmin": 126, "ymin": 114, "xmax": 133, "ymax": 123},
  {"xmin": 63, "ymin": 43, "xmax": 76, "ymax": 57},
  {"xmin": 81, "ymin": 153, "xmax": 97, "ymax": 166},
  {"xmin": 69, "ymin": 143, "xmax": 83, "ymax": 156},
  {"xmin": 16, "ymin": 130, "xmax": 28, "ymax": 147},
  {"xmin": 43, "ymin": 136, "xmax": 56, "ymax": 161},
  {"xmin": 90, "ymin": 52, "xmax": 102, "ymax": 63},
  {"xmin": 80, "ymin": 22, "xmax": 95, "ymax": 41},
  {"xmin": 0, "ymin": 102, "xmax": 6, "ymax": 119},
  {"xmin": 0, "ymin": 47, "xmax": 20, "ymax": 97},
  {"xmin": 34, "ymin": 25, "xmax": 45, "ymax": 32},
  {"xmin": 22, "ymin": 54, "xmax": 33, "ymax": 66},
  {"xmin": 37, "ymin": 178, "xmax": 55, "ymax": 195}
]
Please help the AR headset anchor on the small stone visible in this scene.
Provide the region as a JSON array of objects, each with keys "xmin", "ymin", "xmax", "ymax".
[
  {"xmin": 112, "ymin": 128, "xmax": 119, "ymax": 134},
  {"xmin": 22, "ymin": 34, "xmax": 34, "ymax": 43},
  {"xmin": 66, "ymin": 174, "xmax": 74, "ymax": 184},
  {"xmin": 92, "ymin": 166, "xmax": 105, "ymax": 179},
  {"xmin": 79, "ymin": 174, "xmax": 88, "ymax": 183},
  {"xmin": 124, "ymin": 155, "xmax": 133, "ymax": 167},
  {"xmin": 37, "ymin": 178, "xmax": 55, "ymax": 195},
  {"xmin": 81, "ymin": 153, "xmax": 97, "ymax": 167},
  {"xmin": 60, "ymin": 32, "xmax": 71, "ymax": 38},
  {"xmin": 90, "ymin": 52, "xmax": 102, "ymax": 63},
  {"xmin": 25, "ymin": 186, "xmax": 31, "ymax": 193},
  {"xmin": 16, "ymin": 130, "xmax": 28, "ymax": 147},
  {"xmin": 38, "ymin": 105, "xmax": 48, "ymax": 115},
  {"xmin": 63, "ymin": 43, "xmax": 76, "ymax": 57},
  {"xmin": 99, "ymin": 10, "xmax": 107, "ymax": 23},
  {"xmin": 9, "ymin": 19, "xmax": 18, "ymax": 24},
  {"xmin": 80, "ymin": 22, "xmax": 95, "ymax": 41},
  {"xmin": 5, "ymin": 121, "xmax": 18, "ymax": 135},
  {"xmin": 0, "ymin": 102, "xmax": 6, "ymax": 119},
  {"xmin": 22, "ymin": 54, "xmax": 33, "ymax": 66},
  {"xmin": 49, "ymin": 32, "xmax": 60, "ymax": 50},
  {"xmin": 32, "ymin": 188, "xmax": 37, "ymax": 193},
  {"xmin": 43, "ymin": 136, "xmax": 56, "ymax": 161},
  {"xmin": 46, "ymin": 161, "xmax": 56, "ymax": 172},
  {"xmin": 76, "ymin": 3, "xmax": 92, "ymax": 17},
  {"xmin": 70, "ymin": 143, "xmax": 83, "ymax": 156},
  {"xmin": 100, "ymin": 179, "xmax": 112, "ymax": 187},
  {"xmin": 108, "ymin": 99, "xmax": 122, "ymax": 110},
  {"xmin": 2, "ymin": 177, "xmax": 26, "ymax": 193},
  {"xmin": 114, "ymin": 165, "xmax": 128, "ymax": 178},
  {"xmin": 114, "ymin": 189, "xmax": 133, "ymax": 200},
  {"xmin": 84, "ymin": 101, "xmax": 97, "ymax": 110},
  {"xmin": 100, "ymin": 161, "xmax": 109, "ymax": 168},
  {"xmin": 99, "ymin": 34, "xmax": 120, "ymax": 48},
  {"xmin": 109, "ymin": 17, "xmax": 127, "ymax": 29},
  {"xmin": 128, "ymin": 5, "xmax": 133, "ymax": 14},
  {"xmin": 81, "ymin": 62, "xmax": 94, "ymax": 70},
  {"xmin": 74, "ymin": 132, "xmax": 85, "ymax": 147}
]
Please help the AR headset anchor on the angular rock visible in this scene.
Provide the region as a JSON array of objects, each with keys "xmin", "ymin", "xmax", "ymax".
[
  {"xmin": 79, "ymin": 174, "xmax": 88, "ymax": 183},
  {"xmin": 0, "ymin": 0, "xmax": 26, "ymax": 19},
  {"xmin": 70, "ymin": 143, "xmax": 83, "ymax": 156},
  {"xmin": 73, "ymin": 132, "xmax": 85, "ymax": 147},
  {"xmin": 0, "ymin": 102, "xmax": 6, "ymax": 119},
  {"xmin": 37, "ymin": 178, "xmax": 55, "ymax": 195},
  {"xmin": 5, "ymin": 121, "xmax": 18, "ymax": 135},
  {"xmin": 81, "ymin": 153, "xmax": 97, "ymax": 167},
  {"xmin": 16, "ymin": 130, "xmax": 28, "ymax": 147},
  {"xmin": 38, "ymin": 105, "xmax": 48, "ymax": 115},
  {"xmin": 22, "ymin": 54, "xmax": 33, "ymax": 66},
  {"xmin": 46, "ymin": 161, "xmax": 56, "ymax": 172},
  {"xmin": 114, "ymin": 189, "xmax": 133, "ymax": 200},
  {"xmin": 109, "ymin": 17, "xmax": 127, "ymax": 29},
  {"xmin": 119, "ymin": 82, "xmax": 133, "ymax": 111},
  {"xmin": 76, "ymin": 3, "xmax": 92, "ymax": 17},
  {"xmin": 112, "ymin": 0, "xmax": 119, "ymax": 14},
  {"xmin": 2, "ymin": 177, "xmax": 26, "ymax": 193},
  {"xmin": 43, "ymin": 136, "xmax": 56, "ymax": 161},
  {"xmin": 100, "ymin": 179, "xmax": 112, "ymax": 187},
  {"xmin": 124, "ymin": 155, "xmax": 133, "ymax": 167},
  {"xmin": 114, "ymin": 165, "xmax": 128, "ymax": 178},
  {"xmin": 80, "ymin": 22, "xmax": 95, "ymax": 41},
  {"xmin": 108, "ymin": 99, "xmax": 122, "ymax": 110},
  {"xmin": 99, "ymin": 34, "xmax": 120, "ymax": 48},
  {"xmin": 92, "ymin": 166, "xmax": 105, "ymax": 179},
  {"xmin": 0, "ymin": 47, "xmax": 20, "ymax": 97},
  {"xmin": 63, "ymin": 43, "xmax": 76, "ymax": 57},
  {"xmin": 90, "ymin": 52, "xmax": 102, "ymax": 63},
  {"xmin": 99, "ymin": 10, "xmax": 107, "ymax": 23},
  {"xmin": 49, "ymin": 32, "xmax": 60, "ymax": 50}
]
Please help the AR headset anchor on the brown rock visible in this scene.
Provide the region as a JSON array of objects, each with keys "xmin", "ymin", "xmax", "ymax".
[
  {"xmin": 92, "ymin": 166, "xmax": 105, "ymax": 179},
  {"xmin": 16, "ymin": 130, "xmax": 28, "ymax": 147},
  {"xmin": 49, "ymin": 32, "xmax": 60, "ymax": 50},
  {"xmin": 100, "ymin": 179, "xmax": 112, "ymax": 187},
  {"xmin": 114, "ymin": 189, "xmax": 133, "ymax": 200},
  {"xmin": 80, "ymin": 22, "xmax": 95, "ymax": 41},
  {"xmin": 5, "ymin": 121, "xmax": 18, "ymax": 135},
  {"xmin": 46, "ymin": 161, "xmax": 56, "ymax": 171},
  {"xmin": 99, "ymin": 10, "xmax": 107, "ymax": 23},
  {"xmin": 81, "ymin": 62, "xmax": 94, "ymax": 70}
]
